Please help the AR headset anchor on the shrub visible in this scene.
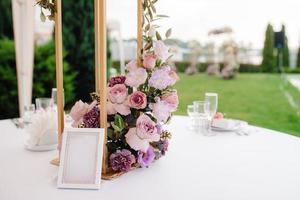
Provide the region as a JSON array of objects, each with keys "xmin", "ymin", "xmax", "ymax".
[
  {"xmin": 0, "ymin": 39, "xmax": 76, "ymax": 119},
  {"xmin": 33, "ymin": 40, "xmax": 76, "ymax": 108}
]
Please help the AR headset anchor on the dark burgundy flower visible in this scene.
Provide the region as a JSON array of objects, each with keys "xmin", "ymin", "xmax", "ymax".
[
  {"xmin": 108, "ymin": 76, "xmax": 126, "ymax": 87},
  {"xmin": 110, "ymin": 149, "xmax": 136, "ymax": 172},
  {"xmin": 83, "ymin": 106, "xmax": 100, "ymax": 128}
]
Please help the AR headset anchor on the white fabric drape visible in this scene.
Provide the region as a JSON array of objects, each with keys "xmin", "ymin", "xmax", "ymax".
[{"xmin": 12, "ymin": 0, "xmax": 35, "ymax": 117}]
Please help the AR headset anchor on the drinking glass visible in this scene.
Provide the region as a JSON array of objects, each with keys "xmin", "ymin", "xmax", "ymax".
[
  {"xmin": 35, "ymin": 98, "xmax": 54, "ymax": 112},
  {"xmin": 51, "ymin": 88, "xmax": 57, "ymax": 105},
  {"xmin": 204, "ymin": 93, "xmax": 218, "ymax": 133},
  {"xmin": 193, "ymin": 101, "xmax": 210, "ymax": 134},
  {"xmin": 187, "ymin": 105, "xmax": 198, "ymax": 130},
  {"xmin": 23, "ymin": 104, "xmax": 35, "ymax": 123}
]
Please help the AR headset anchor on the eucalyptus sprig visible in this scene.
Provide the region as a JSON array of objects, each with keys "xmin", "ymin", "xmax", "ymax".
[
  {"xmin": 142, "ymin": 0, "xmax": 172, "ymax": 55},
  {"xmin": 36, "ymin": 0, "xmax": 56, "ymax": 21}
]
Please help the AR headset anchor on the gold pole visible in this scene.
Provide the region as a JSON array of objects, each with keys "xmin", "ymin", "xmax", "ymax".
[
  {"xmin": 55, "ymin": 0, "xmax": 64, "ymax": 146},
  {"xmin": 137, "ymin": 0, "xmax": 143, "ymax": 65},
  {"xmin": 95, "ymin": 0, "xmax": 108, "ymax": 174}
]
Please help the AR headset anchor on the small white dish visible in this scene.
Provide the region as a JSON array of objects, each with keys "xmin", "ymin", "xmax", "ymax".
[
  {"xmin": 24, "ymin": 143, "xmax": 57, "ymax": 151},
  {"xmin": 212, "ymin": 119, "xmax": 247, "ymax": 132}
]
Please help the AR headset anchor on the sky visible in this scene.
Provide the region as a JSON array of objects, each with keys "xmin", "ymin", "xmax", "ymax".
[{"xmin": 107, "ymin": 0, "xmax": 300, "ymax": 49}]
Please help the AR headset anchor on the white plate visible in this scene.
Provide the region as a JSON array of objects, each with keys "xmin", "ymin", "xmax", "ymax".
[
  {"xmin": 212, "ymin": 119, "xmax": 247, "ymax": 132},
  {"xmin": 24, "ymin": 143, "xmax": 57, "ymax": 151}
]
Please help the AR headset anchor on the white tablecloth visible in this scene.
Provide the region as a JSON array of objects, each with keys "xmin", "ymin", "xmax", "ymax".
[{"xmin": 1, "ymin": 116, "xmax": 300, "ymax": 200}]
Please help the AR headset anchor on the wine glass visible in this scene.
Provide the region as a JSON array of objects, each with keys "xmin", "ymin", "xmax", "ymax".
[
  {"xmin": 204, "ymin": 93, "xmax": 218, "ymax": 133},
  {"xmin": 23, "ymin": 104, "xmax": 35, "ymax": 123},
  {"xmin": 35, "ymin": 98, "xmax": 54, "ymax": 112},
  {"xmin": 187, "ymin": 105, "xmax": 198, "ymax": 130},
  {"xmin": 193, "ymin": 101, "xmax": 210, "ymax": 134}
]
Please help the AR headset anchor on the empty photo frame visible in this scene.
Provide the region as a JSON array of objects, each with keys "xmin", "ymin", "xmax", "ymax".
[{"xmin": 57, "ymin": 128, "xmax": 105, "ymax": 189}]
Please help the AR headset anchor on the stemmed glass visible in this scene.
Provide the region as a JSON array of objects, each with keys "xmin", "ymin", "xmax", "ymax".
[
  {"xmin": 204, "ymin": 93, "xmax": 218, "ymax": 133},
  {"xmin": 187, "ymin": 105, "xmax": 198, "ymax": 130}
]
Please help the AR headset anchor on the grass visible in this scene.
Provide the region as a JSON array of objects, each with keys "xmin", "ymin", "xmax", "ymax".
[{"xmin": 174, "ymin": 73, "xmax": 300, "ymax": 137}]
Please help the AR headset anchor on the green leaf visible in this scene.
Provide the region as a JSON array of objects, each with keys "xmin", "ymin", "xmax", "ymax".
[
  {"xmin": 113, "ymin": 114, "xmax": 125, "ymax": 132},
  {"xmin": 156, "ymin": 14, "xmax": 169, "ymax": 18},
  {"xmin": 156, "ymin": 31, "xmax": 162, "ymax": 40},
  {"xmin": 165, "ymin": 28, "xmax": 172, "ymax": 38},
  {"xmin": 107, "ymin": 128, "xmax": 114, "ymax": 139},
  {"xmin": 40, "ymin": 11, "xmax": 46, "ymax": 22}
]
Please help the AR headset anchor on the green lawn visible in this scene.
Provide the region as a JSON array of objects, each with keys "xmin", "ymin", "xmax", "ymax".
[{"xmin": 175, "ymin": 73, "xmax": 300, "ymax": 136}]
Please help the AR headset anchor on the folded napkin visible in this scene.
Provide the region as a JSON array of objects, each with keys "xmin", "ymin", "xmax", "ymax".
[
  {"xmin": 25, "ymin": 110, "xmax": 58, "ymax": 148},
  {"xmin": 212, "ymin": 119, "xmax": 242, "ymax": 130}
]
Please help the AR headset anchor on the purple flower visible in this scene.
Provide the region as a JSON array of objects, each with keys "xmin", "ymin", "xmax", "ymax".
[
  {"xmin": 157, "ymin": 140, "xmax": 169, "ymax": 155},
  {"xmin": 83, "ymin": 106, "xmax": 100, "ymax": 128},
  {"xmin": 108, "ymin": 76, "xmax": 126, "ymax": 87},
  {"xmin": 110, "ymin": 149, "xmax": 136, "ymax": 172},
  {"xmin": 137, "ymin": 146, "xmax": 155, "ymax": 167}
]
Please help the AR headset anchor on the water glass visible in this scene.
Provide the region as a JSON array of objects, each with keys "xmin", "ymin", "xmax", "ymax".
[
  {"xmin": 23, "ymin": 104, "xmax": 35, "ymax": 123},
  {"xmin": 36, "ymin": 98, "xmax": 54, "ymax": 112},
  {"xmin": 193, "ymin": 101, "xmax": 210, "ymax": 134},
  {"xmin": 204, "ymin": 93, "xmax": 218, "ymax": 133},
  {"xmin": 187, "ymin": 105, "xmax": 198, "ymax": 130}
]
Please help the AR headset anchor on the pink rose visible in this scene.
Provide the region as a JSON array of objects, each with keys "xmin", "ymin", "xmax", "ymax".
[
  {"xmin": 107, "ymin": 101, "xmax": 117, "ymax": 115},
  {"xmin": 154, "ymin": 41, "xmax": 171, "ymax": 62},
  {"xmin": 143, "ymin": 53, "xmax": 156, "ymax": 69},
  {"xmin": 69, "ymin": 100, "xmax": 97, "ymax": 127},
  {"xmin": 125, "ymin": 67, "xmax": 147, "ymax": 88},
  {"xmin": 161, "ymin": 90, "xmax": 179, "ymax": 112},
  {"xmin": 108, "ymin": 84, "xmax": 128, "ymax": 104},
  {"xmin": 125, "ymin": 59, "xmax": 138, "ymax": 71},
  {"xmin": 136, "ymin": 114, "xmax": 159, "ymax": 141},
  {"xmin": 128, "ymin": 91, "xmax": 147, "ymax": 109},
  {"xmin": 125, "ymin": 128, "xmax": 149, "ymax": 152},
  {"xmin": 150, "ymin": 97, "xmax": 173, "ymax": 123}
]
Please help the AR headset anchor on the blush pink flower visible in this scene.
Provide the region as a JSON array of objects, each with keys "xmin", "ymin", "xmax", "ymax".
[
  {"xmin": 127, "ymin": 91, "xmax": 147, "ymax": 109},
  {"xmin": 125, "ymin": 67, "xmax": 147, "ymax": 88},
  {"xmin": 136, "ymin": 114, "xmax": 160, "ymax": 141},
  {"xmin": 125, "ymin": 59, "xmax": 138, "ymax": 71},
  {"xmin": 150, "ymin": 98, "xmax": 173, "ymax": 123},
  {"xmin": 161, "ymin": 90, "xmax": 179, "ymax": 112},
  {"xmin": 143, "ymin": 53, "xmax": 156, "ymax": 69},
  {"xmin": 108, "ymin": 84, "xmax": 128, "ymax": 104},
  {"xmin": 125, "ymin": 128, "xmax": 150, "ymax": 152},
  {"xmin": 107, "ymin": 101, "xmax": 131, "ymax": 116},
  {"xmin": 154, "ymin": 41, "xmax": 171, "ymax": 62},
  {"xmin": 149, "ymin": 66, "xmax": 178, "ymax": 90},
  {"xmin": 69, "ymin": 100, "xmax": 97, "ymax": 127}
]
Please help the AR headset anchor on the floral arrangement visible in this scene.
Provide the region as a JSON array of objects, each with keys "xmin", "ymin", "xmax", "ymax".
[{"xmin": 41, "ymin": 0, "xmax": 178, "ymax": 173}]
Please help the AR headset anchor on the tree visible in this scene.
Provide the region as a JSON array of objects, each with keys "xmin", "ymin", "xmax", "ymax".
[
  {"xmin": 281, "ymin": 24, "xmax": 290, "ymax": 67},
  {"xmin": 261, "ymin": 23, "xmax": 276, "ymax": 72},
  {"xmin": 62, "ymin": 0, "xmax": 112, "ymax": 102},
  {"xmin": 33, "ymin": 40, "xmax": 76, "ymax": 108},
  {"xmin": 0, "ymin": 0, "xmax": 13, "ymax": 39},
  {"xmin": 297, "ymin": 46, "xmax": 300, "ymax": 69}
]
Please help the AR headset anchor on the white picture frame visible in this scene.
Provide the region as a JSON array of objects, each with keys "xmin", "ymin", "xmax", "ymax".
[{"xmin": 57, "ymin": 128, "xmax": 105, "ymax": 190}]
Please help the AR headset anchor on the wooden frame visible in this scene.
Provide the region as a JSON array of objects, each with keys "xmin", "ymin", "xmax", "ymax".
[
  {"xmin": 53, "ymin": 0, "xmax": 144, "ymax": 179},
  {"xmin": 57, "ymin": 128, "xmax": 104, "ymax": 189}
]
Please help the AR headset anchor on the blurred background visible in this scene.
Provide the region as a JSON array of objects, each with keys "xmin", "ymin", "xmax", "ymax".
[{"xmin": 0, "ymin": 0, "xmax": 299, "ymax": 135}]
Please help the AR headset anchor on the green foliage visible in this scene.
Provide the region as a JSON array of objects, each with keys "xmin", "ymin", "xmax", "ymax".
[
  {"xmin": 0, "ymin": 39, "xmax": 76, "ymax": 119},
  {"xmin": 0, "ymin": 0, "xmax": 13, "ymax": 39},
  {"xmin": 0, "ymin": 39, "xmax": 18, "ymax": 119},
  {"xmin": 281, "ymin": 24, "xmax": 290, "ymax": 67},
  {"xmin": 62, "ymin": 0, "xmax": 112, "ymax": 102},
  {"xmin": 261, "ymin": 24, "xmax": 276, "ymax": 72},
  {"xmin": 297, "ymin": 47, "xmax": 300, "ymax": 69},
  {"xmin": 33, "ymin": 40, "xmax": 76, "ymax": 108}
]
